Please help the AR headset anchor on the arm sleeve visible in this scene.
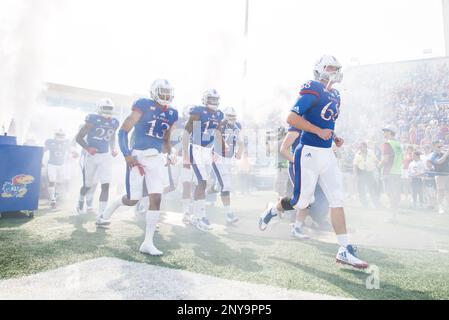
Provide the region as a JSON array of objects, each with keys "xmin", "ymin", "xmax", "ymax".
[{"xmin": 118, "ymin": 129, "xmax": 132, "ymax": 157}]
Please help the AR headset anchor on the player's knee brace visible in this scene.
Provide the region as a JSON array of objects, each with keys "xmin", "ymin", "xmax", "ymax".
[{"xmin": 281, "ymin": 197, "xmax": 295, "ymax": 211}]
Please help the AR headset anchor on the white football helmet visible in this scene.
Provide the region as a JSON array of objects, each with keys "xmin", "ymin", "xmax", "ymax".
[
  {"xmin": 223, "ymin": 107, "xmax": 237, "ymax": 125},
  {"xmin": 54, "ymin": 129, "xmax": 66, "ymax": 141},
  {"xmin": 313, "ymin": 55, "xmax": 343, "ymax": 84},
  {"xmin": 97, "ymin": 98, "xmax": 115, "ymax": 118},
  {"xmin": 202, "ymin": 89, "xmax": 220, "ymax": 111},
  {"xmin": 150, "ymin": 79, "xmax": 175, "ymax": 107}
]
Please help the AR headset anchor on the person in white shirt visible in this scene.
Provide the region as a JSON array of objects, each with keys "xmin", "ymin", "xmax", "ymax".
[
  {"xmin": 408, "ymin": 151, "xmax": 426, "ymax": 209},
  {"xmin": 353, "ymin": 142, "xmax": 380, "ymax": 207}
]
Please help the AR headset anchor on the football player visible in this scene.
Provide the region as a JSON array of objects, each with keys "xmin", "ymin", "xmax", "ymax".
[
  {"xmin": 212, "ymin": 107, "xmax": 244, "ymax": 224},
  {"xmin": 279, "ymin": 126, "xmax": 310, "ymax": 240},
  {"xmin": 44, "ymin": 129, "xmax": 72, "ymax": 209},
  {"xmin": 78, "ymin": 149, "xmax": 99, "ymax": 214},
  {"xmin": 178, "ymin": 106, "xmax": 195, "ymax": 224},
  {"xmin": 182, "ymin": 90, "xmax": 224, "ymax": 232},
  {"xmin": 97, "ymin": 79, "xmax": 178, "ymax": 256},
  {"xmin": 279, "ymin": 125, "xmax": 331, "ymax": 238},
  {"xmin": 75, "ymin": 98, "xmax": 120, "ymax": 217},
  {"xmin": 259, "ymin": 55, "xmax": 369, "ymax": 269}
]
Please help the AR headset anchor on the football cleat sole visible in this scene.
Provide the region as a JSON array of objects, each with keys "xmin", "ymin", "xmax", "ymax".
[{"xmin": 336, "ymin": 258, "xmax": 369, "ymax": 270}]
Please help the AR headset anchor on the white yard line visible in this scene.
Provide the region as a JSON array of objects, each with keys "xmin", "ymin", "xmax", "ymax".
[{"xmin": 0, "ymin": 257, "xmax": 347, "ymax": 300}]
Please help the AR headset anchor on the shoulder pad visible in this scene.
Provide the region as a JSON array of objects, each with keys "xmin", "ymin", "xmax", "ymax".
[
  {"xmin": 132, "ymin": 98, "xmax": 154, "ymax": 111},
  {"xmin": 299, "ymin": 80, "xmax": 323, "ymax": 99},
  {"xmin": 190, "ymin": 105, "xmax": 203, "ymax": 115},
  {"xmin": 85, "ymin": 114, "xmax": 97, "ymax": 123}
]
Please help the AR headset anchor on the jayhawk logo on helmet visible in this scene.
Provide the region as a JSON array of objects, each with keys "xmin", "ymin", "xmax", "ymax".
[{"xmin": 1, "ymin": 174, "xmax": 35, "ymax": 198}]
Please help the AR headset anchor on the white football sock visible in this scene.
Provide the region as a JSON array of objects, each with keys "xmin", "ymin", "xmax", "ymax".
[
  {"xmin": 101, "ymin": 198, "xmax": 123, "ymax": 220},
  {"xmin": 86, "ymin": 187, "xmax": 95, "ymax": 208},
  {"xmin": 78, "ymin": 194, "xmax": 85, "ymax": 208},
  {"xmin": 337, "ymin": 234, "xmax": 349, "ymax": 248},
  {"xmin": 198, "ymin": 199, "xmax": 206, "ymax": 219},
  {"xmin": 224, "ymin": 205, "xmax": 232, "ymax": 215},
  {"xmin": 295, "ymin": 220, "xmax": 304, "ymax": 229},
  {"xmin": 271, "ymin": 204, "xmax": 281, "ymax": 215},
  {"xmin": 188, "ymin": 200, "xmax": 194, "ymax": 215},
  {"xmin": 143, "ymin": 211, "xmax": 160, "ymax": 244},
  {"xmin": 99, "ymin": 201, "xmax": 107, "ymax": 215},
  {"xmin": 140, "ymin": 211, "xmax": 162, "ymax": 255},
  {"xmin": 193, "ymin": 200, "xmax": 206, "ymax": 219},
  {"xmin": 182, "ymin": 199, "xmax": 190, "ymax": 215},
  {"xmin": 138, "ymin": 197, "xmax": 150, "ymax": 213},
  {"xmin": 48, "ymin": 186, "xmax": 56, "ymax": 202}
]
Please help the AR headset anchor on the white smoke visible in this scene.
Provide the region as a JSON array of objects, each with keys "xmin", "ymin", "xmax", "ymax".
[{"xmin": 0, "ymin": 0, "xmax": 59, "ymax": 143}]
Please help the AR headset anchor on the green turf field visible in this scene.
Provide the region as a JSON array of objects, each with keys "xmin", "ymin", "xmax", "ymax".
[{"xmin": 1, "ymin": 191, "xmax": 449, "ymax": 300}]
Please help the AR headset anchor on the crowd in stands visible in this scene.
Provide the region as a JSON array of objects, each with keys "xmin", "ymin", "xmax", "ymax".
[{"xmin": 337, "ymin": 58, "xmax": 449, "ymax": 216}]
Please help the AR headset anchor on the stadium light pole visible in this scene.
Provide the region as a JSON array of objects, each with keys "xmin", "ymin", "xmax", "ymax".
[
  {"xmin": 242, "ymin": 0, "xmax": 250, "ymax": 113},
  {"xmin": 443, "ymin": 0, "xmax": 449, "ymax": 56},
  {"xmin": 243, "ymin": 0, "xmax": 249, "ymax": 81}
]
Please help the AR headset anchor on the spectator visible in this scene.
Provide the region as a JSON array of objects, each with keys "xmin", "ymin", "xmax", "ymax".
[
  {"xmin": 379, "ymin": 126, "xmax": 403, "ymax": 222},
  {"xmin": 353, "ymin": 142, "xmax": 380, "ymax": 207},
  {"xmin": 422, "ymin": 144, "xmax": 433, "ymax": 161},
  {"xmin": 423, "ymin": 159, "xmax": 437, "ymax": 209},
  {"xmin": 402, "ymin": 145, "xmax": 415, "ymax": 203},
  {"xmin": 408, "ymin": 151, "xmax": 425, "ymax": 209},
  {"xmin": 409, "ymin": 126, "xmax": 417, "ymax": 145},
  {"xmin": 430, "ymin": 140, "xmax": 449, "ymax": 214}
]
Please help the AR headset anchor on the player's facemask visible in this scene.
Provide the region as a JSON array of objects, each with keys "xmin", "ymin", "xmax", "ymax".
[
  {"xmin": 155, "ymin": 87, "xmax": 174, "ymax": 107},
  {"xmin": 99, "ymin": 105, "xmax": 114, "ymax": 118},
  {"xmin": 319, "ymin": 66, "xmax": 343, "ymax": 85},
  {"xmin": 204, "ymin": 97, "xmax": 220, "ymax": 111},
  {"xmin": 226, "ymin": 115, "xmax": 237, "ymax": 125}
]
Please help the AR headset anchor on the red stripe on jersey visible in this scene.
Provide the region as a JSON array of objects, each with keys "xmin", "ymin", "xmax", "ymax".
[{"xmin": 300, "ymin": 90, "xmax": 320, "ymax": 99}]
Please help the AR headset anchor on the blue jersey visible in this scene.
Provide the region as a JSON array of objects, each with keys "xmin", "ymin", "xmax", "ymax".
[
  {"xmin": 291, "ymin": 80, "xmax": 341, "ymax": 148},
  {"xmin": 190, "ymin": 106, "xmax": 224, "ymax": 148},
  {"xmin": 85, "ymin": 114, "xmax": 120, "ymax": 153},
  {"xmin": 217, "ymin": 121, "xmax": 242, "ymax": 158},
  {"xmin": 132, "ymin": 99, "xmax": 178, "ymax": 152},
  {"xmin": 45, "ymin": 139, "xmax": 71, "ymax": 166},
  {"xmin": 288, "ymin": 126, "xmax": 302, "ymax": 153}
]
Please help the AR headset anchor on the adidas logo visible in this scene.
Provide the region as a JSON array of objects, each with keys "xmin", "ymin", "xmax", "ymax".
[{"xmin": 305, "ymin": 153, "xmax": 312, "ymax": 158}]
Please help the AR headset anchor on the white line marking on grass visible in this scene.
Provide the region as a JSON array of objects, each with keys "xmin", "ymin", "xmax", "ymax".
[{"xmin": 0, "ymin": 257, "xmax": 349, "ymax": 300}]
